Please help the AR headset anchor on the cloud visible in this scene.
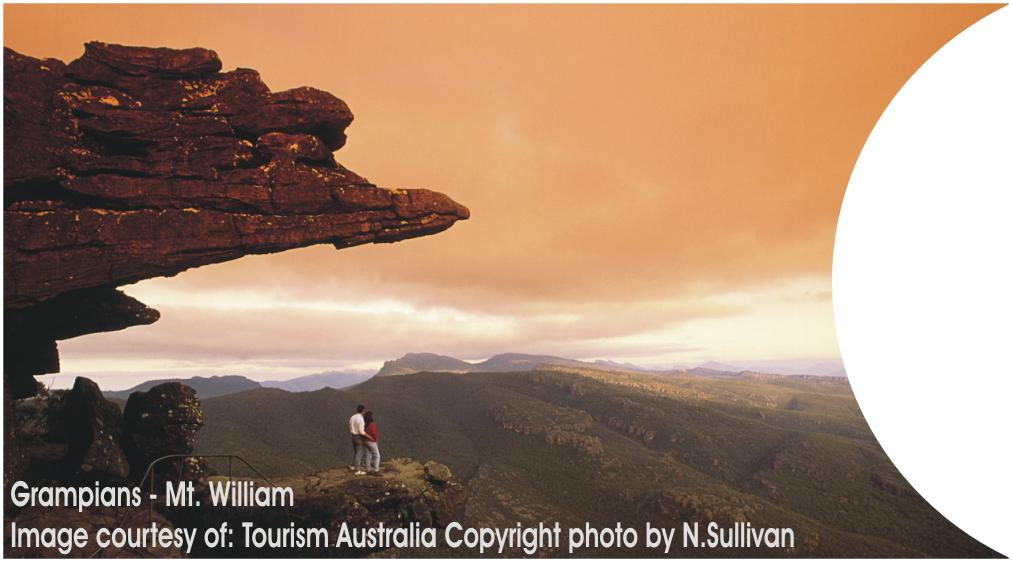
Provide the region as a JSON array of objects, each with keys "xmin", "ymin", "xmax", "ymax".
[
  {"xmin": 58, "ymin": 275, "xmax": 839, "ymax": 387},
  {"xmin": 7, "ymin": 5, "xmax": 992, "ymax": 385}
]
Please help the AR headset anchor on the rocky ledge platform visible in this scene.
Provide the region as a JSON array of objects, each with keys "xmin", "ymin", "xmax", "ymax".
[
  {"xmin": 275, "ymin": 459, "xmax": 465, "ymax": 533},
  {"xmin": 173, "ymin": 458, "xmax": 467, "ymax": 558}
]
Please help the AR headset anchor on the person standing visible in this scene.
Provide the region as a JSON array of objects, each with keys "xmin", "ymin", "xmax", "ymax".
[
  {"xmin": 348, "ymin": 404, "xmax": 366, "ymax": 475},
  {"xmin": 363, "ymin": 411, "xmax": 381, "ymax": 475}
]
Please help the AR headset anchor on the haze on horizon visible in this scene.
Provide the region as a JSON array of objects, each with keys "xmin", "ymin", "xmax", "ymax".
[{"xmin": 4, "ymin": 5, "xmax": 995, "ymax": 390}]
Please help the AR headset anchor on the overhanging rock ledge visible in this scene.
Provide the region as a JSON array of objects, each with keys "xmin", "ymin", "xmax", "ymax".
[{"xmin": 3, "ymin": 42, "xmax": 469, "ymax": 400}]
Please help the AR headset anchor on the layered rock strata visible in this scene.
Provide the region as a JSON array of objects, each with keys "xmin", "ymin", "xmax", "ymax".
[{"xmin": 3, "ymin": 42, "xmax": 468, "ymax": 399}]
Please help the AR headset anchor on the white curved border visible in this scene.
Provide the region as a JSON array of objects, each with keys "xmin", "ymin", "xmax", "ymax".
[{"xmin": 834, "ymin": 7, "xmax": 1011, "ymax": 557}]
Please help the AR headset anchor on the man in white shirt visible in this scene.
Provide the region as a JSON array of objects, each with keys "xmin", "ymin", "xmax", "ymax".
[{"xmin": 349, "ymin": 404, "xmax": 366, "ymax": 474}]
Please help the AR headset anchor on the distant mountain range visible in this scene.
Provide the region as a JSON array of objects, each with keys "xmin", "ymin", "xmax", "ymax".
[
  {"xmin": 376, "ymin": 352, "xmax": 846, "ymax": 378},
  {"xmin": 375, "ymin": 353, "xmax": 474, "ymax": 376},
  {"xmin": 677, "ymin": 359, "xmax": 847, "ymax": 378},
  {"xmin": 104, "ymin": 371, "xmax": 372, "ymax": 400},
  {"xmin": 194, "ymin": 364, "xmax": 984, "ymax": 556},
  {"xmin": 375, "ymin": 352, "xmax": 655, "ymax": 377},
  {"xmin": 104, "ymin": 375, "xmax": 262, "ymax": 400},
  {"xmin": 102, "ymin": 354, "xmax": 844, "ymax": 402},
  {"xmin": 261, "ymin": 371, "xmax": 372, "ymax": 392},
  {"xmin": 694, "ymin": 360, "xmax": 743, "ymax": 372}
]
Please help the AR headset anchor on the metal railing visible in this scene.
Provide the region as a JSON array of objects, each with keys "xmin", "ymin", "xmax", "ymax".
[
  {"xmin": 138, "ymin": 453, "xmax": 278, "ymax": 521},
  {"xmin": 90, "ymin": 453, "xmax": 277, "ymax": 558}
]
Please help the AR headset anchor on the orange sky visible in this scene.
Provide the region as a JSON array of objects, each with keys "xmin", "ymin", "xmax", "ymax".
[{"xmin": 4, "ymin": 4, "xmax": 999, "ymax": 387}]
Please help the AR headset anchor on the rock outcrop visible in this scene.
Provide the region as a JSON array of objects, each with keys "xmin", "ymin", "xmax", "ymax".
[
  {"xmin": 487, "ymin": 399, "xmax": 604, "ymax": 456},
  {"xmin": 3, "ymin": 42, "xmax": 469, "ymax": 400},
  {"xmin": 542, "ymin": 429, "xmax": 604, "ymax": 456},
  {"xmin": 122, "ymin": 382, "xmax": 205, "ymax": 481},
  {"xmin": 59, "ymin": 377, "xmax": 129, "ymax": 482},
  {"xmin": 8, "ymin": 378, "xmax": 204, "ymax": 487},
  {"xmin": 640, "ymin": 490, "xmax": 761, "ymax": 526},
  {"xmin": 603, "ymin": 416, "xmax": 658, "ymax": 446},
  {"xmin": 870, "ymin": 469, "xmax": 913, "ymax": 496},
  {"xmin": 181, "ymin": 458, "xmax": 466, "ymax": 557},
  {"xmin": 5, "ymin": 373, "xmax": 468, "ymax": 558},
  {"xmin": 274, "ymin": 459, "xmax": 465, "ymax": 531}
]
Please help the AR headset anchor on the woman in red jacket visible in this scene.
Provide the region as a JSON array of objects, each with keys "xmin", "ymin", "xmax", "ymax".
[{"xmin": 362, "ymin": 411, "xmax": 381, "ymax": 475}]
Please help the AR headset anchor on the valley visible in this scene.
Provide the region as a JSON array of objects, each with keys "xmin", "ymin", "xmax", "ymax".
[{"xmin": 195, "ymin": 365, "xmax": 992, "ymax": 557}]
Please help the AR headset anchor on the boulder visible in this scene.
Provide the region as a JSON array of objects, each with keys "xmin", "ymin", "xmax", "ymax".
[
  {"xmin": 59, "ymin": 377, "xmax": 129, "ymax": 482},
  {"xmin": 3, "ymin": 387, "xmax": 28, "ymax": 492},
  {"xmin": 122, "ymin": 382, "xmax": 204, "ymax": 481},
  {"xmin": 423, "ymin": 460, "xmax": 453, "ymax": 484}
]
